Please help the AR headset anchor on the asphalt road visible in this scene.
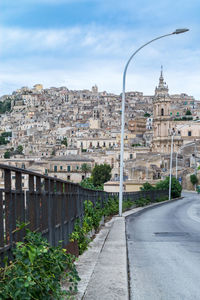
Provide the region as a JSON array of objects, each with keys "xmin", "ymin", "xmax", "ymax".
[{"xmin": 126, "ymin": 192, "xmax": 200, "ymax": 300}]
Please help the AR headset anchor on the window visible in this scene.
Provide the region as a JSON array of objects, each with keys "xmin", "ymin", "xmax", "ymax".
[
  {"xmin": 130, "ymin": 154, "xmax": 133, "ymax": 159},
  {"xmin": 54, "ymin": 165, "xmax": 57, "ymax": 172},
  {"xmin": 178, "ymin": 131, "xmax": 181, "ymax": 135},
  {"xmin": 82, "ymin": 175, "xmax": 85, "ymax": 180},
  {"xmin": 188, "ymin": 131, "xmax": 192, "ymax": 136},
  {"xmin": 177, "ymin": 112, "xmax": 179, "ymax": 116},
  {"xmin": 45, "ymin": 169, "xmax": 48, "ymax": 174},
  {"xmin": 67, "ymin": 175, "xmax": 70, "ymax": 180},
  {"xmin": 76, "ymin": 165, "xmax": 79, "ymax": 170},
  {"xmin": 170, "ymin": 112, "xmax": 172, "ymax": 116},
  {"xmin": 67, "ymin": 165, "xmax": 71, "ymax": 172},
  {"xmin": 103, "ymin": 142, "xmax": 106, "ymax": 147},
  {"xmin": 161, "ymin": 108, "xmax": 164, "ymax": 116},
  {"xmin": 60, "ymin": 166, "xmax": 63, "ymax": 170}
]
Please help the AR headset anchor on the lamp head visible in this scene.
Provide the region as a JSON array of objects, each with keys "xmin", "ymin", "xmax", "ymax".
[{"xmin": 173, "ymin": 28, "xmax": 189, "ymax": 34}]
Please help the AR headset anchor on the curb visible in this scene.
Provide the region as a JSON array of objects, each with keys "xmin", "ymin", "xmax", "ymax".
[{"xmin": 123, "ymin": 196, "xmax": 184, "ymax": 219}]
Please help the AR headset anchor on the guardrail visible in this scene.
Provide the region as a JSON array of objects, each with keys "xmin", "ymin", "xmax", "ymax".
[{"xmin": 0, "ymin": 164, "xmax": 168, "ymax": 265}]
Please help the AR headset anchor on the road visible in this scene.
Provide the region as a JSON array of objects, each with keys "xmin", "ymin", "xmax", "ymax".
[{"xmin": 126, "ymin": 192, "xmax": 200, "ymax": 300}]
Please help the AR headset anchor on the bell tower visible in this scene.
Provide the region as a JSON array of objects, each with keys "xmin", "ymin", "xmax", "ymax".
[{"xmin": 152, "ymin": 67, "xmax": 173, "ymax": 153}]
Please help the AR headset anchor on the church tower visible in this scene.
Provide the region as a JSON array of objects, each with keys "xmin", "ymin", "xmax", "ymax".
[{"xmin": 152, "ymin": 67, "xmax": 180, "ymax": 153}]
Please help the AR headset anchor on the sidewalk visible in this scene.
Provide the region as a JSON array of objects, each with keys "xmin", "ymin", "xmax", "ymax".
[
  {"xmin": 74, "ymin": 198, "xmax": 183, "ymax": 300},
  {"xmin": 75, "ymin": 216, "xmax": 128, "ymax": 300}
]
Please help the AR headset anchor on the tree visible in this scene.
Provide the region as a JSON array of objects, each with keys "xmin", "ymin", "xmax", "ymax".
[
  {"xmin": 140, "ymin": 182, "xmax": 155, "ymax": 191},
  {"xmin": 61, "ymin": 138, "xmax": 68, "ymax": 147},
  {"xmin": 156, "ymin": 176, "xmax": 182, "ymax": 198},
  {"xmin": 190, "ymin": 174, "xmax": 198, "ymax": 186},
  {"xmin": 79, "ymin": 177, "xmax": 103, "ymax": 190},
  {"xmin": 81, "ymin": 163, "xmax": 91, "ymax": 178},
  {"xmin": 0, "ymin": 136, "xmax": 9, "ymax": 145},
  {"xmin": 1, "ymin": 132, "xmax": 12, "ymax": 137},
  {"xmin": 144, "ymin": 112, "xmax": 150, "ymax": 118},
  {"xmin": 185, "ymin": 110, "xmax": 192, "ymax": 116},
  {"xmin": 4, "ymin": 151, "xmax": 10, "ymax": 159},
  {"xmin": 0, "ymin": 98, "xmax": 12, "ymax": 114},
  {"xmin": 16, "ymin": 145, "xmax": 23, "ymax": 154},
  {"xmin": 91, "ymin": 163, "xmax": 112, "ymax": 187}
]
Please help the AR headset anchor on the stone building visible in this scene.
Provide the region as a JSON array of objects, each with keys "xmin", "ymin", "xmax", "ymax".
[{"xmin": 152, "ymin": 68, "xmax": 182, "ymax": 153}]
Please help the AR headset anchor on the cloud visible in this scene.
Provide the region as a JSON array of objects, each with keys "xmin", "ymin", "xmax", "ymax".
[{"xmin": 0, "ymin": 24, "xmax": 199, "ymax": 99}]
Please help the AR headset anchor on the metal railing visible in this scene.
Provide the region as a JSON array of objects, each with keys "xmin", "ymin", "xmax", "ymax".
[{"xmin": 0, "ymin": 164, "xmax": 168, "ymax": 265}]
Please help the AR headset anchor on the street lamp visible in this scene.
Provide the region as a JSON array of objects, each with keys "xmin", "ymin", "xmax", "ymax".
[
  {"xmin": 168, "ymin": 129, "xmax": 175, "ymax": 201},
  {"xmin": 119, "ymin": 28, "xmax": 189, "ymax": 216}
]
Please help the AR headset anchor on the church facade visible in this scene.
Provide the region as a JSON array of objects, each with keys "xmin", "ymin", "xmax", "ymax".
[{"xmin": 152, "ymin": 68, "xmax": 183, "ymax": 153}]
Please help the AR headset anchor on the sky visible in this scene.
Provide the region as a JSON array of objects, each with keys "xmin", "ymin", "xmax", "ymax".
[{"xmin": 0, "ymin": 0, "xmax": 200, "ymax": 98}]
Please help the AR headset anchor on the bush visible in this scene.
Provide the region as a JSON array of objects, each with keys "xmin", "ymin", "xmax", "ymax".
[
  {"xmin": 103, "ymin": 196, "xmax": 119, "ymax": 216},
  {"xmin": 185, "ymin": 110, "xmax": 192, "ymax": 115},
  {"xmin": 135, "ymin": 197, "xmax": 151, "ymax": 207},
  {"xmin": 84, "ymin": 200, "xmax": 102, "ymax": 231},
  {"xmin": 190, "ymin": 174, "xmax": 198, "ymax": 186},
  {"xmin": 155, "ymin": 195, "xmax": 169, "ymax": 202},
  {"xmin": 140, "ymin": 182, "xmax": 155, "ymax": 191},
  {"xmin": 0, "ymin": 230, "xmax": 80, "ymax": 299},
  {"xmin": 70, "ymin": 200, "xmax": 103, "ymax": 254},
  {"xmin": 71, "ymin": 197, "xmax": 134, "ymax": 255},
  {"xmin": 4, "ymin": 151, "xmax": 10, "ymax": 159},
  {"xmin": 80, "ymin": 177, "xmax": 103, "ymax": 191},
  {"xmin": 70, "ymin": 220, "xmax": 91, "ymax": 255},
  {"xmin": 156, "ymin": 176, "xmax": 182, "ymax": 198}
]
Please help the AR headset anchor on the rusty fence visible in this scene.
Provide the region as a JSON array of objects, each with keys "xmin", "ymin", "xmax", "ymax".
[{"xmin": 0, "ymin": 164, "xmax": 168, "ymax": 265}]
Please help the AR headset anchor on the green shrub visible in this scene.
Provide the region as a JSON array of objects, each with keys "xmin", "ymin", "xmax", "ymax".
[
  {"xmin": 156, "ymin": 176, "xmax": 182, "ymax": 198},
  {"xmin": 80, "ymin": 177, "xmax": 103, "ymax": 191},
  {"xmin": 140, "ymin": 182, "xmax": 155, "ymax": 191},
  {"xmin": 103, "ymin": 196, "xmax": 119, "ymax": 216},
  {"xmin": 70, "ymin": 220, "xmax": 91, "ymax": 255},
  {"xmin": 155, "ymin": 195, "xmax": 168, "ymax": 202},
  {"xmin": 135, "ymin": 197, "xmax": 151, "ymax": 207},
  {"xmin": 70, "ymin": 200, "xmax": 103, "ymax": 254},
  {"xmin": 84, "ymin": 200, "xmax": 103, "ymax": 231},
  {"xmin": 190, "ymin": 174, "xmax": 198, "ymax": 186},
  {"xmin": 0, "ymin": 230, "xmax": 80, "ymax": 300},
  {"xmin": 122, "ymin": 198, "xmax": 133, "ymax": 210}
]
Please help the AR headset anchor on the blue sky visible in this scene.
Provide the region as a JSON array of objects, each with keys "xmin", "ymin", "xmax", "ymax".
[{"xmin": 0, "ymin": 0, "xmax": 200, "ymax": 97}]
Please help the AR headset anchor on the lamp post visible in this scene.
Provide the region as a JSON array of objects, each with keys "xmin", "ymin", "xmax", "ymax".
[
  {"xmin": 169, "ymin": 130, "xmax": 175, "ymax": 201},
  {"xmin": 119, "ymin": 28, "xmax": 189, "ymax": 216}
]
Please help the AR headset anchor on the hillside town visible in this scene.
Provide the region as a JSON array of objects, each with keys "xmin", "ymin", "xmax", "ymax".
[{"xmin": 0, "ymin": 69, "xmax": 200, "ymax": 191}]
